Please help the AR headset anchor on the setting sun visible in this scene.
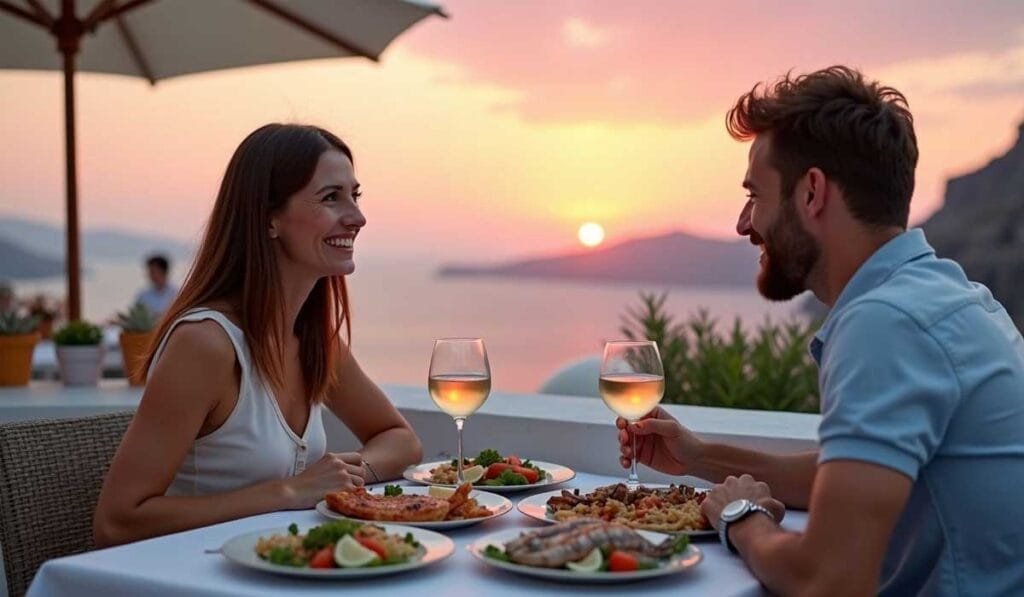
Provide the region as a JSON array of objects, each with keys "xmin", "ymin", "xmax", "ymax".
[{"xmin": 578, "ymin": 222, "xmax": 605, "ymax": 248}]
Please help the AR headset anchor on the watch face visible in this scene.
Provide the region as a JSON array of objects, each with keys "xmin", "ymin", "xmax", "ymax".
[{"xmin": 722, "ymin": 499, "xmax": 751, "ymax": 520}]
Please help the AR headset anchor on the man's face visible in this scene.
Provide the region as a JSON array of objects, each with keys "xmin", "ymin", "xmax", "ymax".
[
  {"xmin": 736, "ymin": 135, "xmax": 821, "ymax": 301},
  {"xmin": 147, "ymin": 264, "xmax": 167, "ymax": 288}
]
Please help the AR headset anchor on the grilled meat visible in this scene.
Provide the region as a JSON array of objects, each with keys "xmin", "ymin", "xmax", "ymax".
[{"xmin": 506, "ymin": 520, "xmax": 674, "ymax": 568}]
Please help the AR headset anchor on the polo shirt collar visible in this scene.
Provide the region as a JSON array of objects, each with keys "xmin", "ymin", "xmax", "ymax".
[{"xmin": 810, "ymin": 228, "xmax": 935, "ymax": 361}]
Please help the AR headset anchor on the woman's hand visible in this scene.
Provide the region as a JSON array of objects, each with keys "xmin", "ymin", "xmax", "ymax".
[
  {"xmin": 617, "ymin": 407, "xmax": 705, "ymax": 476},
  {"xmin": 281, "ymin": 452, "xmax": 366, "ymax": 509}
]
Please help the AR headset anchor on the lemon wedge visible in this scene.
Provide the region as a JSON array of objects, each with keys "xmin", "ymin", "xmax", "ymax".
[
  {"xmin": 428, "ymin": 485, "xmax": 456, "ymax": 498},
  {"xmin": 461, "ymin": 465, "xmax": 485, "ymax": 483},
  {"xmin": 566, "ymin": 548, "xmax": 603, "ymax": 572},
  {"xmin": 333, "ymin": 534, "xmax": 378, "ymax": 568}
]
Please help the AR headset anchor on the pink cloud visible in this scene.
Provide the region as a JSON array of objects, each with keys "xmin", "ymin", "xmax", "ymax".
[{"xmin": 402, "ymin": 0, "xmax": 1024, "ymax": 124}]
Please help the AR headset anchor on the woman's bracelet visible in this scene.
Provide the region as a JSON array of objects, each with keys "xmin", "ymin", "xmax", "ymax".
[{"xmin": 361, "ymin": 459, "xmax": 380, "ymax": 483}]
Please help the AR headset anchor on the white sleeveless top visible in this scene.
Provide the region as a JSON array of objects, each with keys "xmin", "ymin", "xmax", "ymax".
[{"xmin": 152, "ymin": 309, "xmax": 327, "ymax": 497}]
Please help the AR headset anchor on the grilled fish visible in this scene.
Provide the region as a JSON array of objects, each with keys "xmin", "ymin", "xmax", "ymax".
[
  {"xmin": 506, "ymin": 520, "xmax": 675, "ymax": 568},
  {"xmin": 325, "ymin": 488, "xmax": 451, "ymax": 522}
]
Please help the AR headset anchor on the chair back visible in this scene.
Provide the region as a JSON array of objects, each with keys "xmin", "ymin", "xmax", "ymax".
[{"xmin": 0, "ymin": 411, "xmax": 133, "ymax": 597}]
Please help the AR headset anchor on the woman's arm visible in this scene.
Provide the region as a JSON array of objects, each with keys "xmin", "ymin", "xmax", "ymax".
[
  {"xmin": 93, "ymin": 322, "xmax": 362, "ymax": 547},
  {"xmin": 323, "ymin": 345, "xmax": 423, "ymax": 482}
]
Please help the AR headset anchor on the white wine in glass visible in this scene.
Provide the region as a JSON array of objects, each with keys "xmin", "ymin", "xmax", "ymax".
[
  {"xmin": 428, "ymin": 338, "xmax": 491, "ymax": 483},
  {"xmin": 600, "ymin": 341, "xmax": 665, "ymax": 490}
]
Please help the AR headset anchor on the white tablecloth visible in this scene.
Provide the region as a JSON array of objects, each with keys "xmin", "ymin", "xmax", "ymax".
[{"xmin": 28, "ymin": 472, "xmax": 806, "ymax": 596}]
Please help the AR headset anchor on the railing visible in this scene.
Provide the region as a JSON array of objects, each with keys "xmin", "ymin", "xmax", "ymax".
[{"xmin": 0, "ymin": 381, "xmax": 819, "ymax": 484}]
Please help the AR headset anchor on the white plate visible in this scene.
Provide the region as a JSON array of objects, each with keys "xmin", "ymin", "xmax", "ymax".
[
  {"xmin": 517, "ymin": 487, "xmax": 718, "ymax": 537},
  {"xmin": 403, "ymin": 460, "xmax": 575, "ymax": 494},
  {"xmin": 315, "ymin": 485, "xmax": 513, "ymax": 529},
  {"xmin": 220, "ymin": 523, "xmax": 454, "ymax": 579},
  {"xmin": 468, "ymin": 527, "xmax": 703, "ymax": 583}
]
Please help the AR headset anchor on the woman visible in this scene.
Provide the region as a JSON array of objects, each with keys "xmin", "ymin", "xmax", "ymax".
[{"xmin": 94, "ymin": 124, "xmax": 422, "ymax": 547}]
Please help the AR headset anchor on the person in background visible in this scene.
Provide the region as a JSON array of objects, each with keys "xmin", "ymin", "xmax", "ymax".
[
  {"xmin": 618, "ymin": 66, "xmax": 1024, "ymax": 595},
  {"xmin": 133, "ymin": 254, "xmax": 178, "ymax": 317}
]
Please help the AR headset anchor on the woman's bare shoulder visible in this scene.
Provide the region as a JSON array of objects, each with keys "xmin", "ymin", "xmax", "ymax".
[{"xmin": 159, "ymin": 319, "xmax": 236, "ymax": 371}]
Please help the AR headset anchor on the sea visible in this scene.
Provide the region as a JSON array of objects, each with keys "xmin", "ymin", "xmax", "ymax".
[{"xmin": 12, "ymin": 257, "xmax": 802, "ymax": 393}]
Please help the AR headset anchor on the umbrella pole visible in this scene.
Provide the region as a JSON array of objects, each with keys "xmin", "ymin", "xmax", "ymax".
[
  {"xmin": 58, "ymin": 0, "xmax": 82, "ymax": 321},
  {"xmin": 62, "ymin": 47, "xmax": 81, "ymax": 322}
]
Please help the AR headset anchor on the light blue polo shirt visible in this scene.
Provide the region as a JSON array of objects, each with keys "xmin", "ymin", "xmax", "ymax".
[{"xmin": 811, "ymin": 228, "xmax": 1024, "ymax": 596}]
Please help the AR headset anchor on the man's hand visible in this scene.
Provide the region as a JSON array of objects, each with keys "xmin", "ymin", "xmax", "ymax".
[
  {"xmin": 702, "ymin": 474, "xmax": 786, "ymax": 529},
  {"xmin": 617, "ymin": 407, "xmax": 704, "ymax": 476}
]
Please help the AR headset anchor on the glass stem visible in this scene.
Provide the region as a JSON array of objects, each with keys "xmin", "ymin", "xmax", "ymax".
[
  {"xmin": 628, "ymin": 428, "xmax": 640, "ymax": 490},
  {"xmin": 455, "ymin": 416, "xmax": 466, "ymax": 484}
]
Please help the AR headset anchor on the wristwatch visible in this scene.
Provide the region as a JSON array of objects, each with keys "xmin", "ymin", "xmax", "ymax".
[{"xmin": 719, "ymin": 499, "xmax": 776, "ymax": 554}]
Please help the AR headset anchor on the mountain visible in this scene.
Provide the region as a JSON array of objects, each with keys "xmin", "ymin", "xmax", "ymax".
[
  {"xmin": 923, "ymin": 118, "xmax": 1024, "ymax": 330},
  {"xmin": 0, "ymin": 237, "xmax": 64, "ymax": 279},
  {"xmin": 0, "ymin": 216, "xmax": 191, "ymax": 265},
  {"xmin": 438, "ymin": 231, "xmax": 759, "ymax": 287}
]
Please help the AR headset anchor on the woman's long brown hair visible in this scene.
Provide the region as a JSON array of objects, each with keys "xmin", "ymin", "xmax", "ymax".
[{"xmin": 146, "ymin": 124, "xmax": 353, "ymax": 402}]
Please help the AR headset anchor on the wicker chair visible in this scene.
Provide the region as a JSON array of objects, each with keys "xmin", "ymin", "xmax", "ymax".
[{"xmin": 0, "ymin": 411, "xmax": 133, "ymax": 597}]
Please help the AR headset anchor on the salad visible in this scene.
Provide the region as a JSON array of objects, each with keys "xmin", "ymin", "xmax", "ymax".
[
  {"xmin": 254, "ymin": 520, "xmax": 421, "ymax": 569},
  {"xmin": 429, "ymin": 448, "xmax": 548, "ymax": 486}
]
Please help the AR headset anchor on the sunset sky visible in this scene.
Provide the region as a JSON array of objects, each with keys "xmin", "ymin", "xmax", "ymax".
[{"xmin": 1, "ymin": 0, "xmax": 1022, "ymax": 262}]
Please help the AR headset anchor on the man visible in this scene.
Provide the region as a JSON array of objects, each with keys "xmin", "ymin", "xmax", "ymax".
[
  {"xmin": 619, "ymin": 66, "xmax": 1024, "ymax": 595},
  {"xmin": 133, "ymin": 254, "xmax": 177, "ymax": 317}
]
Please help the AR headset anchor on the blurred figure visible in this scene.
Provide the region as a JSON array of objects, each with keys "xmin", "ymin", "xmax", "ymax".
[
  {"xmin": 134, "ymin": 254, "xmax": 177, "ymax": 317},
  {"xmin": 0, "ymin": 280, "xmax": 14, "ymax": 315}
]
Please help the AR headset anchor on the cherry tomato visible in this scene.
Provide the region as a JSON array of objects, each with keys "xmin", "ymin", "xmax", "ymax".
[
  {"xmin": 608, "ymin": 550, "xmax": 639, "ymax": 572},
  {"xmin": 357, "ymin": 537, "xmax": 388, "ymax": 561},
  {"xmin": 309, "ymin": 546, "xmax": 335, "ymax": 568}
]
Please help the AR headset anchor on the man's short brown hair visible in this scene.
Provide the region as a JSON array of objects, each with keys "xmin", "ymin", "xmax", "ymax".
[{"xmin": 727, "ymin": 66, "xmax": 918, "ymax": 229}]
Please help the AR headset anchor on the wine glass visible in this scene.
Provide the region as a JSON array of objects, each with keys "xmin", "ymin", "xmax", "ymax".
[
  {"xmin": 428, "ymin": 338, "xmax": 492, "ymax": 484},
  {"xmin": 599, "ymin": 340, "xmax": 665, "ymax": 490}
]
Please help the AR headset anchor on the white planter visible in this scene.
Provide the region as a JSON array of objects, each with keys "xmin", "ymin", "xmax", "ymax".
[{"xmin": 56, "ymin": 345, "xmax": 106, "ymax": 386}]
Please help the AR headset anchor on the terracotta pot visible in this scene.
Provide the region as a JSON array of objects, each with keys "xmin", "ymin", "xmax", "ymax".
[
  {"xmin": 119, "ymin": 331, "xmax": 154, "ymax": 386},
  {"xmin": 56, "ymin": 345, "xmax": 105, "ymax": 386},
  {"xmin": 0, "ymin": 333, "xmax": 40, "ymax": 386},
  {"xmin": 37, "ymin": 318, "xmax": 54, "ymax": 340}
]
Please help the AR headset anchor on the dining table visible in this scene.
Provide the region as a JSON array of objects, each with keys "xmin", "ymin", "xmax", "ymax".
[{"xmin": 27, "ymin": 470, "xmax": 807, "ymax": 596}]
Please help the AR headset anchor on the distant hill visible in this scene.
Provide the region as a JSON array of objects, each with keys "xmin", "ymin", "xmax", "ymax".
[
  {"xmin": 923, "ymin": 118, "xmax": 1024, "ymax": 330},
  {"xmin": 0, "ymin": 237, "xmax": 63, "ymax": 279},
  {"xmin": 438, "ymin": 231, "xmax": 759, "ymax": 287},
  {"xmin": 0, "ymin": 216, "xmax": 191, "ymax": 266}
]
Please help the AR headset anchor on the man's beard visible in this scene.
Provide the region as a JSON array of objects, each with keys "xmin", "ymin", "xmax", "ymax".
[{"xmin": 756, "ymin": 201, "xmax": 821, "ymax": 301}]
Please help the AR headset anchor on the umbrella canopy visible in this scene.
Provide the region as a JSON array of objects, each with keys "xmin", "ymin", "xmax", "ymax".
[{"xmin": 0, "ymin": 0, "xmax": 446, "ymax": 319}]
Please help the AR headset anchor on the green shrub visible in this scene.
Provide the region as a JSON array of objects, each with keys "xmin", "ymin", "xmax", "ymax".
[
  {"xmin": 115, "ymin": 302, "xmax": 157, "ymax": 333},
  {"xmin": 0, "ymin": 312, "xmax": 40, "ymax": 336},
  {"xmin": 53, "ymin": 320, "xmax": 103, "ymax": 346},
  {"xmin": 619, "ymin": 292, "xmax": 820, "ymax": 413}
]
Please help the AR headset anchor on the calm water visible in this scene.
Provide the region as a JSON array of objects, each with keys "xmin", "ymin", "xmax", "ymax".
[{"xmin": 13, "ymin": 257, "xmax": 801, "ymax": 392}]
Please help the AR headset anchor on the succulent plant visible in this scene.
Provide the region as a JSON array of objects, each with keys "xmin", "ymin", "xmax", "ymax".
[
  {"xmin": 116, "ymin": 302, "xmax": 157, "ymax": 333},
  {"xmin": 52, "ymin": 320, "xmax": 103, "ymax": 346},
  {"xmin": 0, "ymin": 312, "xmax": 40, "ymax": 336}
]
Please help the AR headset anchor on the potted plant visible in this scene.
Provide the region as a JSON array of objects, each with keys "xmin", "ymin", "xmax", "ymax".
[
  {"xmin": 53, "ymin": 320, "xmax": 105, "ymax": 386},
  {"xmin": 0, "ymin": 312, "xmax": 40, "ymax": 386},
  {"xmin": 25, "ymin": 294, "xmax": 62, "ymax": 339},
  {"xmin": 115, "ymin": 303, "xmax": 157, "ymax": 386}
]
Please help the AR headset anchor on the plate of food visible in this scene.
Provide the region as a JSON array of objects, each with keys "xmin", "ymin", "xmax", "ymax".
[
  {"xmin": 315, "ymin": 482, "xmax": 512, "ymax": 530},
  {"xmin": 403, "ymin": 448, "xmax": 574, "ymax": 493},
  {"xmin": 468, "ymin": 519, "xmax": 703, "ymax": 583},
  {"xmin": 517, "ymin": 483, "xmax": 716, "ymax": 536},
  {"xmin": 220, "ymin": 519, "xmax": 454, "ymax": 579}
]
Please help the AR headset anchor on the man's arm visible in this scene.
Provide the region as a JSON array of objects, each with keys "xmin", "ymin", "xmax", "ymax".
[
  {"xmin": 718, "ymin": 460, "xmax": 912, "ymax": 595},
  {"xmin": 692, "ymin": 445, "xmax": 818, "ymax": 509},
  {"xmin": 620, "ymin": 411, "xmax": 819, "ymax": 508}
]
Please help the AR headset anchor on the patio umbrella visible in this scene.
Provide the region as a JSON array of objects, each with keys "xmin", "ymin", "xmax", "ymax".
[{"xmin": 0, "ymin": 0, "xmax": 446, "ymax": 319}]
